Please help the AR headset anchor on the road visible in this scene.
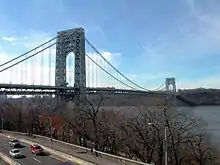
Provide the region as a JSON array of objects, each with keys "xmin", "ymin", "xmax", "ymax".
[
  {"xmin": 3, "ymin": 133, "xmax": 122, "ymax": 165},
  {"xmin": 0, "ymin": 135, "xmax": 72, "ymax": 165},
  {"xmin": 0, "ymin": 158, "xmax": 5, "ymax": 165}
]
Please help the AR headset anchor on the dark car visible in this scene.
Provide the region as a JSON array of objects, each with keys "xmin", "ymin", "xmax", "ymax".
[{"xmin": 8, "ymin": 139, "xmax": 21, "ymax": 148}]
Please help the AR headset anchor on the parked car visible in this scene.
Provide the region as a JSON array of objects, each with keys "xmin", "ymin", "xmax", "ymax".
[
  {"xmin": 9, "ymin": 149, "xmax": 22, "ymax": 158},
  {"xmin": 8, "ymin": 139, "xmax": 20, "ymax": 148},
  {"xmin": 30, "ymin": 144, "xmax": 44, "ymax": 155}
]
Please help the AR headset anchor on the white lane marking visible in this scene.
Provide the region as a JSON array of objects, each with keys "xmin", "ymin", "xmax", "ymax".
[
  {"xmin": 33, "ymin": 157, "xmax": 41, "ymax": 163},
  {"xmin": 50, "ymin": 155, "xmax": 57, "ymax": 159}
]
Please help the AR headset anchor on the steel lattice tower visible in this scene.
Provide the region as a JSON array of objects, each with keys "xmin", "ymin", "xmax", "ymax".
[
  {"xmin": 55, "ymin": 28, "xmax": 86, "ymax": 99},
  {"xmin": 165, "ymin": 77, "xmax": 176, "ymax": 106},
  {"xmin": 165, "ymin": 78, "xmax": 176, "ymax": 92}
]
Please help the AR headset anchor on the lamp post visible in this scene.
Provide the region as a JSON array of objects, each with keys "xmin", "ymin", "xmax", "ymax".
[
  {"xmin": 49, "ymin": 116, "xmax": 54, "ymax": 148},
  {"xmin": 148, "ymin": 122, "xmax": 168, "ymax": 165},
  {"xmin": 164, "ymin": 127, "xmax": 168, "ymax": 165},
  {"xmin": 48, "ymin": 94, "xmax": 53, "ymax": 148}
]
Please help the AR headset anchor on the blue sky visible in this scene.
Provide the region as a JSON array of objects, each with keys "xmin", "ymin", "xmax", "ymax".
[{"xmin": 0, "ymin": 0, "xmax": 220, "ymax": 89}]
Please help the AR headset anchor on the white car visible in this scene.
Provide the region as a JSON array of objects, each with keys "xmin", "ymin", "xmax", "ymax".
[{"xmin": 9, "ymin": 149, "xmax": 22, "ymax": 158}]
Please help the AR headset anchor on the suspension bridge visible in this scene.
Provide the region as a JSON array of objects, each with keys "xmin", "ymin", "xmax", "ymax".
[{"xmin": 0, "ymin": 27, "xmax": 178, "ymax": 101}]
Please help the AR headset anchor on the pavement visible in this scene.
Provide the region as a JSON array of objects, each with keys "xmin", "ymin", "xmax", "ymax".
[
  {"xmin": 0, "ymin": 135, "xmax": 74, "ymax": 165},
  {"xmin": 2, "ymin": 133, "xmax": 124, "ymax": 165}
]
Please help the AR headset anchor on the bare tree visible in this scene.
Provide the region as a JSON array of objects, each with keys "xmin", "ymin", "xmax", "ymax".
[
  {"xmin": 79, "ymin": 94, "xmax": 111, "ymax": 149},
  {"xmin": 2, "ymin": 94, "xmax": 219, "ymax": 165},
  {"xmin": 119, "ymin": 106, "xmax": 164, "ymax": 164},
  {"xmin": 186, "ymin": 133, "xmax": 213, "ymax": 165},
  {"xmin": 118, "ymin": 102, "xmax": 218, "ymax": 165},
  {"xmin": 97, "ymin": 109, "xmax": 123, "ymax": 154}
]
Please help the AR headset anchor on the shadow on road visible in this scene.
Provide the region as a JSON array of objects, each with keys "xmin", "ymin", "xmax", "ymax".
[
  {"xmin": 76, "ymin": 151, "xmax": 87, "ymax": 154},
  {"xmin": 16, "ymin": 145, "xmax": 25, "ymax": 149},
  {"xmin": 15, "ymin": 155, "xmax": 26, "ymax": 159},
  {"xmin": 39, "ymin": 152, "xmax": 51, "ymax": 156}
]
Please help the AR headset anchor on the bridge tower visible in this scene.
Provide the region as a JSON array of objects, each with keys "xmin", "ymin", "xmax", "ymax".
[
  {"xmin": 165, "ymin": 78, "xmax": 176, "ymax": 92},
  {"xmin": 55, "ymin": 28, "xmax": 86, "ymax": 100},
  {"xmin": 165, "ymin": 77, "xmax": 176, "ymax": 106}
]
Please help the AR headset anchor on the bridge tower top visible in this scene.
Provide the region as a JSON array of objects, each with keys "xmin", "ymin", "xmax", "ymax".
[{"xmin": 165, "ymin": 77, "xmax": 176, "ymax": 92}]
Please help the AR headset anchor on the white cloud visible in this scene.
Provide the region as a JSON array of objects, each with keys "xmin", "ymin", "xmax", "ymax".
[
  {"xmin": 1, "ymin": 37, "xmax": 15, "ymax": 42},
  {"xmin": 85, "ymin": 51, "xmax": 134, "ymax": 89},
  {"xmin": 0, "ymin": 52, "xmax": 11, "ymax": 63},
  {"xmin": 177, "ymin": 74, "xmax": 220, "ymax": 89},
  {"xmin": 1, "ymin": 36, "xmax": 16, "ymax": 45},
  {"xmin": 1, "ymin": 31, "xmax": 52, "ymax": 50}
]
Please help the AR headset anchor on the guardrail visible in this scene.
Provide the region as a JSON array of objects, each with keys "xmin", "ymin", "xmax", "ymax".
[
  {"xmin": 0, "ymin": 151, "xmax": 20, "ymax": 165},
  {"xmin": 2, "ymin": 130, "xmax": 153, "ymax": 165}
]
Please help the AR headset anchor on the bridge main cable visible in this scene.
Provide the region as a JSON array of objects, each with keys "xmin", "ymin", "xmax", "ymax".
[
  {"xmin": 86, "ymin": 54, "xmax": 138, "ymax": 90},
  {"xmin": 0, "ymin": 37, "xmax": 57, "ymax": 67},
  {"xmin": 152, "ymin": 83, "xmax": 165, "ymax": 91},
  {"xmin": 85, "ymin": 38, "xmax": 150, "ymax": 91},
  {"xmin": 0, "ymin": 42, "xmax": 56, "ymax": 73}
]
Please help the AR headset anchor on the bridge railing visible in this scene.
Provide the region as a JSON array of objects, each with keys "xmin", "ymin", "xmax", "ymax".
[{"xmin": 1, "ymin": 130, "xmax": 153, "ymax": 165}]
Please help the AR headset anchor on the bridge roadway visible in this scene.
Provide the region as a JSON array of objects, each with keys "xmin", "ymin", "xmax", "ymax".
[
  {"xmin": 0, "ymin": 83, "xmax": 173, "ymax": 96},
  {"xmin": 1, "ymin": 132, "xmax": 128, "ymax": 165},
  {"xmin": 0, "ymin": 135, "xmax": 70, "ymax": 165}
]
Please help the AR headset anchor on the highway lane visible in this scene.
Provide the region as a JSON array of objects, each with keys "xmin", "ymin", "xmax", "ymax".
[
  {"xmin": 0, "ymin": 135, "xmax": 68, "ymax": 165},
  {"xmin": 3, "ymin": 133, "xmax": 121, "ymax": 165}
]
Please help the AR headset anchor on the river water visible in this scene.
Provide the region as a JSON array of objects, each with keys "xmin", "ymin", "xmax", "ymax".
[{"xmin": 178, "ymin": 106, "xmax": 220, "ymax": 147}]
